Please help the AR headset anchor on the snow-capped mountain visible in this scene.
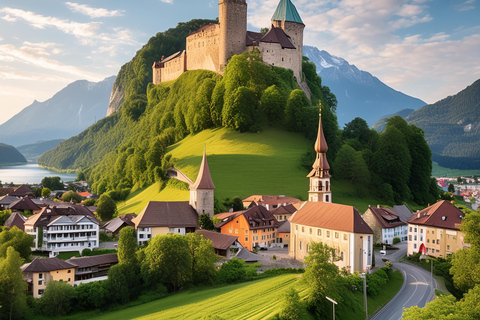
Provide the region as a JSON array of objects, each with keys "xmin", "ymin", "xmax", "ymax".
[{"xmin": 303, "ymin": 45, "xmax": 426, "ymax": 127}]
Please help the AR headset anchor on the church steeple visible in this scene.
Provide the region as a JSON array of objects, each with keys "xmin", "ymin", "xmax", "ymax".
[
  {"xmin": 307, "ymin": 104, "xmax": 332, "ymax": 203},
  {"xmin": 190, "ymin": 147, "xmax": 215, "ymax": 217}
]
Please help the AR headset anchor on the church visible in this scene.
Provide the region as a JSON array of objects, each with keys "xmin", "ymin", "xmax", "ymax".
[{"xmin": 152, "ymin": 0, "xmax": 306, "ymax": 88}]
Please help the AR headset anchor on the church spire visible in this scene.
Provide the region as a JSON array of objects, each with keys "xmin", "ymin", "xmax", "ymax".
[
  {"xmin": 190, "ymin": 146, "xmax": 215, "ymax": 217},
  {"xmin": 307, "ymin": 104, "xmax": 332, "ymax": 203}
]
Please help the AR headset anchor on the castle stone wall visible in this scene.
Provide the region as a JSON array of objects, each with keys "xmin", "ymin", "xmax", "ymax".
[
  {"xmin": 219, "ymin": 0, "xmax": 247, "ymax": 73},
  {"xmin": 186, "ymin": 24, "xmax": 221, "ymax": 73},
  {"xmin": 272, "ymin": 20, "xmax": 305, "ymax": 82},
  {"xmin": 257, "ymin": 42, "xmax": 299, "ymax": 78},
  {"xmin": 160, "ymin": 52, "xmax": 186, "ymax": 82},
  {"xmin": 153, "ymin": 67, "xmax": 162, "ymax": 85}
]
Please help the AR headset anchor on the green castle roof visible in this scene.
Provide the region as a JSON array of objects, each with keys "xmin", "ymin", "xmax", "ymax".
[{"xmin": 271, "ymin": 0, "xmax": 303, "ymax": 24}]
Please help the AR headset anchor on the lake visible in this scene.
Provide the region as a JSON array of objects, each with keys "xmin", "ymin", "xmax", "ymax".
[{"xmin": 0, "ymin": 164, "xmax": 77, "ymax": 184}]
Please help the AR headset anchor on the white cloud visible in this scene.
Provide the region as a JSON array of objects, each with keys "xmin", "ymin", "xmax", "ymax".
[
  {"xmin": 160, "ymin": 0, "xmax": 174, "ymax": 3},
  {"xmin": 456, "ymin": 0, "xmax": 475, "ymax": 11},
  {"xmin": 65, "ymin": 2, "xmax": 125, "ymax": 18},
  {"xmin": 0, "ymin": 42, "xmax": 104, "ymax": 81}
]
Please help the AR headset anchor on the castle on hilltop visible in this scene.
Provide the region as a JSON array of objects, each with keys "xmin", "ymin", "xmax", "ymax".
[{"xmin": 152, "ymin": 0, "xmax": 305, "ymax": 86}]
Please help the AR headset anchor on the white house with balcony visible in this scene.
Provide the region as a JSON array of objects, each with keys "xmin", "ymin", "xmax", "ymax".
[{"xmin": 24, "ymin": 205, "xmax": 99, "ymax": 257}]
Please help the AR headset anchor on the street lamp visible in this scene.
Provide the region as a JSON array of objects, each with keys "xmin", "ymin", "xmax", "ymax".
[{"xmin": 325, "ymin": 296, "xmax": 337, "ymax": 320}]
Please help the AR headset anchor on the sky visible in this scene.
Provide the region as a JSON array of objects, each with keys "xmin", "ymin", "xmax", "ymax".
[{"xmin": 0, "ymin": 0, "xmax": 479, "ymax": 125}]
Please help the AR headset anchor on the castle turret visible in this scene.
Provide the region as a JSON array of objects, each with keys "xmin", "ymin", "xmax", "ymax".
[
  {"xmin": 218, "ymin": 0, "xmax": 247, "ymax": 72},
  {"xmin": 190, "ymin": 148, "xmax": 215, "ymax": 217},
  {"xmin": 307, "ymin": 105, "xmax": 332, "ymax": 203},
  {"xmin": 271, "ymin": 0, "xmax": 305, "ymax": 82}
]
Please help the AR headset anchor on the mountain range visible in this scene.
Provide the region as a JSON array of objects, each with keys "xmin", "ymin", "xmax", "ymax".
[
  {"xmin": 303, "ymin": 46, "xmax": 426, "ymax": 127},
  {"xmin": 0, "ymin": 76, "xmax": 115, "ymax": 147}
]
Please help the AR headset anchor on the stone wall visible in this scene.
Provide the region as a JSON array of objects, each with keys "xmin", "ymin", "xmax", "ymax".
[
  {"xmin": 190, "ymin": 189, "xmax": 214, "ymax": 217},
  {"xmin": 161, "ymin": 52, "xmax": 187, "ymax": 82},
  {"xmin": 362, "ymin": 209, "xmax": 383, "ymax": 244},
  {"xmin": 186, "ymin": 24, "xmax": 221, "ymax": 73}
]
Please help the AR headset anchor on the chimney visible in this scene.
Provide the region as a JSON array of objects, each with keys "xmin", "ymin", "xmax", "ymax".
[{"xmin": 377, "ymin": 204, "xmax": 381, "ymax": 208}]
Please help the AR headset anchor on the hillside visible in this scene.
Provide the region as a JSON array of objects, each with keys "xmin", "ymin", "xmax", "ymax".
[
  {"xmin": 303, "ymin": 46, "xmax": 426, "ymax": 127},
  {"xmin": 117, "ymin": 128, "xmax": 384, "ymax": 216},
  {"xmin": 371, "ymin": 108, "xmax": 415, "ymax": 131},
  {"xmin": 0, "ymin": 143, "xmax": 27, "ymax": 165},
  {"xmin": 0, "ymin": 76, "xmax": 115, "ymax": 147},
  {"xmin": 17, "ymin": 139, "xmax": 64, "ymax": 163},
  {"xmin": 406, "ymin": 78, "xmax": 480, "ymax": 169}
]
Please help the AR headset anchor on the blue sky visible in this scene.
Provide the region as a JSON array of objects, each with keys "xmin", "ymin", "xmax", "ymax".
[{"xmin": 0, "ymin": 0, "xmax": 479, "ymax": 125}]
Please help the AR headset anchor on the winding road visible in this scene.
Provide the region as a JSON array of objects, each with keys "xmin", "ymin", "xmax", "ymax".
[{"xmin": 370, "ymin": 243, "xmax": 437, "ymax": 320}]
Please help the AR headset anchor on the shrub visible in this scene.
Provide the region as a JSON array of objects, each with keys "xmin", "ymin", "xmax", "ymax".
[
  {"xmin": 82, "ymin": 198, "xmax": 96, "ymax": 206},
  {"xmin": 272, "ymin": 255, "xmax": 277, "ymax": 260},
  {"xmin": 216, "ymin": 258, "xmax": 247, "ymax": 284},
  {"xmin": 393, "ymin": 237, "xmax": 401, "ymax": 244},
  {"xmin": 279, "ymin": 287, "xmax": 301, "ymax": 320},
  {"xmin": 61, "ymin": 191, "xmax": 82, "ymax": 204}
]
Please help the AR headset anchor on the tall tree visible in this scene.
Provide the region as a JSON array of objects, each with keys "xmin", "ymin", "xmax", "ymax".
[
  {"xmin": 117, "ymin": 226, "xmax": 138, "ymax": 266},
  {"xmin": 39, "ymin": 280, "xmax": 75, "ymax": 316},
  {"xmin": 96, "ymin": 194, "xmax": 117, "ymax": 221},
  {"xmin": 260, "ymin": 85, "xmax": 286, "ymax": 123},
  {"xmin": 41, "ymin": 176, "xmax": 64, "ymax": 190},
  {"xmin": 0, "ymin": 247, "xmax": 27, "ymax": 320},
  {"xmin": 185, "ymin": 233, "xmax": 217, "ymax": 285},
  {"xmin": 199, "ymin": 213, "xmax": 215, "ymax": 231},
  {"xmin": 0, "ymin": 226, "xmax": 34, "ymax": 261},
  {"xmin": 285, "ymin": 89, "xmax": 309, "ymax": 132}
]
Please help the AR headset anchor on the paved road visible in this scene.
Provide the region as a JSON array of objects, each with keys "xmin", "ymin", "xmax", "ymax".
[{"xmin": 371, "ymin": 243, "xmax": 436, "ymax": 320}]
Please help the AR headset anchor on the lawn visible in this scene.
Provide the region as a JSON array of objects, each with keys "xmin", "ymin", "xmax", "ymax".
[
  {"xmin": 91, "ymin": 274, "xmax": 313, "ymax": 320},
  {"xmin": 117, "ymin": 127, "xmax": 389, "ymax": 215},
  {"xmin": 431, "ymin": 162, "xmax": 480, "ymax": 177}
]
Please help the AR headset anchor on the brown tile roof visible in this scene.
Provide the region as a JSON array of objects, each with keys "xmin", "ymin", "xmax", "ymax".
[
  {"xmin": 133, "ymin": 201, "xmax": 199, "ymax": 229},
  {"xmin": 190, "ymin": 149, "xmax": 215, "ymax": 190},
  {"xmin": 290, "ymin": 201, "xmax": 373, "ymax": 234},
  {"xmin": 196, "ymin": 230, "xmax": 238, "ymax": 251},
  {"xmin": 103, "ymin": 213, "xmax": 136, "ymax": 233},
  {"xmin": 392, "ymin": 205, "xmax": 413, "ymax": 223},
  {"xmin": 367, "ymin": 206, "xmax": 406, "ymax": 229},
  {"xmin": 408, "ymin": 200, "xmax": 464, "ymax": 230},
  {"xmin": 9, "ymin": 197, "xmax": 41, "ymax": 211},
  {"xmin": 24, "ymin": 205, "xmax": 99, "ymax": 227},
  {"xmin": 242, "ymin": 195, "xmax": 301, "ymax": 206},
  {"xmin": 216, "ymin": 205, "xmax": 280, "ymax": 230},
  {"xmin": 161, "ymin": 50, "xmax": 185, "ymax": 64},
  {"xmin": 4, "ymin": 212, "xmax": 27, "ymax": 231},
  {"xmin": 22, "ymin": 257, "xmax": 75, "ymax": 273},
  {"xmin": 9, "ymin": 185, "xmax": 35, "ymax": 197},
  {"xmin": 260, "ymin": 27, "xmax": 296, "ymax": 49},
  {"xmin": 0, "ymin": 195, "xmax": 19, "ymax": 205},
  {"xmin": 66, "ymin": 253, "xmax": 118, "ymax": 268},
  {"xmin": 0, "ymin": 188, "xmax": 15, "ymax": 197},
  {"xmin": 271, "ymin": 204, "xmax": 297, "ymax": 215},
  {"xmin": 246, "ymin": 31, "xmax": 263, "ymax": 46}
]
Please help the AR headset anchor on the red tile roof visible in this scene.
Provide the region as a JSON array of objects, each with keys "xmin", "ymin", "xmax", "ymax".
[
  {"xmin": 408, "ymin": 200, "xmax": 464, "ymax": 230},
  {"xmin": 77, "ymin": 191, "xmax": 91, "ymax": 197},
  {"xmin": 133, "ymin": 201, "xmax": 199, "ymax": 229},
  {"xmin": 196, "ymin": 230, "xmax": 238, "ymax": 251},
  {"xmin": 367, "ymin": 206, "xmax": 406, "ymax": 229},
  {"xmin": 216, "ymin": 205, "xmax": 280, "ymax": 230},
  {"xmin": 290, "ymin": 201, "xmax": 373, "ymax": 234},
  {"xmin": 242, "ymin": 195, "xmax": 301, "ymax": 206}
]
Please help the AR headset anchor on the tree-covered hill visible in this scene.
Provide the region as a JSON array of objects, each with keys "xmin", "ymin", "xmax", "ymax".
[
  {"xmin": 0, "ymin": 143, "xmax": 27, "ymax": 165},
  {"xmin": 406, "ymin": 79, "xmax": 480, "ymax": 169}
]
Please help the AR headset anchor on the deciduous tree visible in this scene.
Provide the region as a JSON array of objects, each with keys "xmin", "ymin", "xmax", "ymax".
[
  {"xmin": 117, "ymin": 226, "xmax": 138, "ymax": 266},
  {"xmin": 0, "ymin": 247, "xmax": 27, "ymax": 320},
  {"xmin": 39, "ymin": 280, "xmax": 75, "ymax": 316},
  {"xmin": 186, "ymin": 233, "xmax": 217, "ymax": 285},
  {"xmin": 96, "ymin": 194, "xmax": 117, "ymax": 221}
]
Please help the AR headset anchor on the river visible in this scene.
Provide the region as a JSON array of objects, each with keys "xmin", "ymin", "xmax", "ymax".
[{"xmin": 0, "ymin": 164, "xmax": 77, "ymax": 185}]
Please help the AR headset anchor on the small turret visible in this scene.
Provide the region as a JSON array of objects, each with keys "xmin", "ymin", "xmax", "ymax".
[{"xmin": 190, "ymin": 147, "xmax": 215, "ymax": 217}]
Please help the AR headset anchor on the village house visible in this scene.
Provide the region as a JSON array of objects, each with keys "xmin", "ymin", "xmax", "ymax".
[
  {"xmin": 24, "ymin": 205, "xmax": 99, "ymax": 257},
  {"xmin": 21, "ymin": 254, "xmax": 118, "ymax": 298},
  {"xmin": 21, "ymin": 257, "xmax": 75, "ymax": 298},
  {"xmin": 4, "ymin": 211, "xmax": 27, "ymax": 231},
  {"xmin": 215, "ymin": 205, "xmax": 280, "ymax": 251},
  {"xmin": 407, "ymin": 200, "xmax": 468, "ymax": 258},
  {"xmin": 8, "ymin": 196, "xmax": 41, "ymax": 214},
  {"xmin": 102, "ymin": 213, "xmax": 136, "ymax": 237},
  {"xmin": 242, "ymin": 195, "xmax": 301, "ymax": 211},
  {"xmin": 271, "ymin": 203, "xmax": 297, "ymax": 222},
  {"xmin": 362, "ymin": 205, "xmax": 408, "ymax": 244},
  {"xmin": 289, "ymin": 110, "xmax": 374, "ymax": 273},
  {"xmin": 132, "ymin": 149, "xmax": 214, "ymax": 245},
  {"xmin": 8, "ymin": 184, "xmax": 35, "ymax": 198},
  {"xmin": 277, "ymin": 220, "xmax": 291, "ymax": 247},
  {"xmin": 196, "ymin": 229, "xmax": 243, "ymax": 259}
]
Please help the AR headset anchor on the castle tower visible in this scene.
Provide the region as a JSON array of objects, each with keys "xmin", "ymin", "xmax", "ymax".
[
  {"xmin": 307, "ymin": 106, "xmax": 332, "ymax": 203},
  {"xmin": 271, "ymin": 0, "xmax": 305, "ymax": 81},
  {"xmin": 190, "ymin": 148, "xmax": 215, "ymax": 217},
  {"xmin": 218, "ymin": 0, "xmax": 247, "ymax": 73}
]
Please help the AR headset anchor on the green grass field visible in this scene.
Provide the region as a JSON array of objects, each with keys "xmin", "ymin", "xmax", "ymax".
[
  {"xmin": 431, "ymin": 162, "xmax": 480, "ymax": 177},
  {"xmin": 117, "ymin": 127, "xmax": 386, "ymax": 215}
]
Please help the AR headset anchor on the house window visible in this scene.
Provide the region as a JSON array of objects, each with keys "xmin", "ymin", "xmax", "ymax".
[
  {"xmin": 414, "ymin": 235, "xmax": 417, "ymax": 241},
  {"xmin": 335, "ymin": 232, "xmax": 339, "ymax": 239},
  {"xmin": 409, "ymin": 235, "xmax": 412, "ymax": 241},
  {"xmin": 340, "ymin": 252, "xmax": 344, "ymax": 260},
  {"xmin": 317, "ymin": 229, "xmax": 321, "ymax": 236},
  {"xmin": 235, "ymin": 229, "xmax": 239, "ymax": 234},
  {"xmin": 437, "ymin": 239, "xmax": 440, "ymax": 244},
  {"xmin": 427, "ymin": 239, "xmax": 430, "ymax": 243},
  {"xmin": 245, "ymin": 230, "xmax": 248, "ymax": 235},
  {"xmin": 38, "ymin": 289, "xmax": 44, "ymax": 295},
  {"xmin": 414, "ymin": 244, "xmax": 417, "ymax": 249},
  {"xmin": 327, "ymin": 231, "xmax": 330, "ymax": 238},
  {"xmin": 343, "ymin": 234, "xmax": 348, "ymax": 241},
  {"xmin": 68, "ymin": 270, "xmax": 71, "ymax": 273},
  {"xmin": 300, "ymin": 241, "xmax": 302, "ymax": 250},
  {"xmin": 309, "ymin": 228, "xmax": 312, "ymax": 235},
  {"xmin": 39, "ymin": 273, "xmax": 43, "ymax": 279},
  {"xmin": 306, "ymin": 244, "xmax": 309, "ymax": 252},
  {"xmin": 302, "ymin": 227, "xmax": 305, "ymax": 233},
  {"xmin": 409, "ymin": 227, "xmax": 412, "ymax": 232},
  {"xmin": 447, "ymin": 245, "xmax": 450, "ymax": 251},
  {"xmin": 38, "ymin": 280, "xmax": 42, "ymax": 285},
  {"xmin": 245, "ymin": 237, "xmax": 248, "ymax": 242},
  {"xmin": 421, "ymin": 229, "xmax": 423, "ymax": 234}
]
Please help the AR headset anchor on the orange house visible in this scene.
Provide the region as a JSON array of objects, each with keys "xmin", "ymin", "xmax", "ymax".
[{"xmin": 215, "ymin": 205, "xmax": 280, "ymax": 251}]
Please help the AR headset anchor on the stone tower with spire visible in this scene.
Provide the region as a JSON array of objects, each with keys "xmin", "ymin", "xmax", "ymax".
[
  {"xmin": 307, "ymin": 105, "xmax": 332, "ymax": 203},
  {"xmin": 190, "ymin": 148, "xmax": 215, "ymax": 217}
]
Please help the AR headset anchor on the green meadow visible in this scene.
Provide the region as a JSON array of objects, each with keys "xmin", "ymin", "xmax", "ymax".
[{"xmin": 117, "ymin": 127, "xmax": 385, "ymax": 216}]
